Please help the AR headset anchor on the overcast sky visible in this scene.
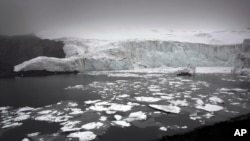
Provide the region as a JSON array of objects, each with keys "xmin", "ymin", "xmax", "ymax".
[{"xmin": 0, "ymin": 0, "xmax": 250, "ymax": 35}]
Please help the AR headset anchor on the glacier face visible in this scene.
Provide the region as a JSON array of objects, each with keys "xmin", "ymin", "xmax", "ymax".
[{"xmin": 14, "ymin": 38, "xmax": 243, "ymax": 72}]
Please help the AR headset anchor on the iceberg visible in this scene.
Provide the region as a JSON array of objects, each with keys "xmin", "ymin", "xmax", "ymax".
[{"xmin": 149, "ymin": 105, "xmax": 181, "ymax": 114}]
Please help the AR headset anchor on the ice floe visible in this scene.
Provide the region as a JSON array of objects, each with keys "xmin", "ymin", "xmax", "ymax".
[
  {"xmin": 27, "ymin": 132, "xmax": 40, "ymax": 137},
  {"xmin": 196, "ymin": 104, "xmax": 224, "ymax": 112},
  {"xmin": 22, "ymin": 138, "xmax": 30, "ymax": 141},
  {"xmin": 67, "ymin": 131, "xmax": 96, "ymax": 141},
  {"xmin": 111, "ymin": 120, "xmax": 131, "ymax": 127},
  {"xmin": 125, "ymin": 111, "xmax": 147, "ymax": 122},
  {"xmin": 84, "ymin": 100, "xmax": 101, "ymax": 105},
  {"xmin": 135, "ymin": 97, "xmax": 161, "ymax": 102},
  {"xmin": 209, "ymin": 96, "xmax": 224, "ymax": 104},
  {"xmin": 159, "ymin": 127, "xmax": 167, "ymax": 131},
  {"xmin": 61, "ymin": 121, "xmax": 81, "ymax": 132},
  {"xmin": 149, "ymin": 105, "xmax": 181, "ymax": 114},
  {"xmin": 81, "ymin": 122, "xmax": 104, "ymax": 130},
  {"xmin": 65, "ymin": 85, "xmax": 86, "ymax": 90}
]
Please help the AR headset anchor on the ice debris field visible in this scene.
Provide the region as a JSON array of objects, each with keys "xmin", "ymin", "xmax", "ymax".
[{"xmin": 1, "ymin": 72, "xmax": 250, "ymax": 141}]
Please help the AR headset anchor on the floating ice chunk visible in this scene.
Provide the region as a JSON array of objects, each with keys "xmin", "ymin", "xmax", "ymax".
[
  {"xmin": 114, "ymin": 115, "xmax": 122, "ymax": 120},
  {"xmin": 135, "ymin": 97, "xmax": 161, "ymax": 102},
  {"xmin": 111, "ymin": 121, "xmax": 131, "ymax": 127},
  {"xmin": 14, "ymin": 114, "xmax": 30, "ymax": 121},
  {"xmin": 38, "ymin": 110, "xmax": 52, "ymax": 114},
  {"xmin": 22, "ymin": 138, "xmax": 30, "ymax": 141},
  {"xmin": 159, "ymin": 127, "xmax": 167, "ymax": 131},
  {"xmin": 84, "ymin": 100, "xmax": 101, "ymax": 105},
  {"xmin": 192, "ymin": 98, "xmax": 204, "ymax": 106},
  {"xmin": 109, "ymin": 103, "xmax": 133, "ymax": 112},
  {"xmin": 65, "ymin": 85, "xmax": 85, "ymax": 90},
  {"xmin": 27, "ymin": 132, "xmax": 40, "ymax": 137},
  {"xmin": 161, "ymin": 96, "xmax": 174, "ymax": 100},
  {"xmin": 209, "ymin": 96, "xmax": 224, "ymax": 104},
  {"xmin": 125, "ymin": 111, "xmax": 147, "ymax": 122},
  {"xmin": 99, "ymin": 116, "xmax": 107, "ymax": 121},
  {"xmin": 117, "ymin": 94, "xmax": 130, "ymax": 98},
  {"xmin": 149, "ymin": 105, "xmax": 181, "ymax": 114},
  {"xmin": 0, "ymin": 106, "xmax": 10, "ymax": 111},
  {"xmin": 68, "ymin": 102, "xmax": 78, "ymax": 107},
  {"xmin": 127, "ymin": 102, "xmax": 140, "ymax": 106},
  {"xmin": 220, "ymin": 88, "xmax": 247, "ymax": 92},
  {"xmin": 69, "ymin": 108, "xmax": 84, "ymax": 115},
  {"xmin": 169, "ymin": 100, "xmax": 189, "ymax": 106},
  {"xmin": 17, "ymin": 107, "xmax": 34, "ymax": 112},
  {"xmin": 67, "ymin": 131, "xmax": 96, "ymax": 141},
  {"xmin": 2, "ymin": 122, "xmax": 22, "ymax": 128},
  {"xmin": 203, "ymin": 113, "xmax": 214, "ymax": 118},
  {"xmin": 106, "ymin": 111, "xmax": 116, "ymax": 114},
  {"xmin": 88, "ymin": 105, "xmax": 108, "ymax": 112},
  {"xmin": 61, "ymin": 121, "xmax": 81, "ymax": 132},
  {"xmin": 196, "ymin": 104, "xmax": 223, "ymax": 112},
  {"xmin": 81, "ymin": 122, "xmax": 104, "ymax": 130},
  {"xmin": 169, "ymin": 81, "xmax": 183, "ymax": 86}
]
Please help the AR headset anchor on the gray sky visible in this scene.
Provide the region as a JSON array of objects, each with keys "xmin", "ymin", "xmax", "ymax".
[{"xmin": 0, "ymin": 0, "xmax": 250, "ymax": 35}]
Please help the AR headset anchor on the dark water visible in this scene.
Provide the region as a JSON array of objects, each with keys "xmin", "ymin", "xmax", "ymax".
[{"xmin": 0, "ymin": 73, "xmax": 250, "ymax": 141}]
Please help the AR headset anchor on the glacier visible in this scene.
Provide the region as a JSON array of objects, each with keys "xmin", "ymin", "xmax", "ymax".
[
  {"xmin": 13, "ymin": 29, "xmax": 250, "ymax": 72},
  {"xmin": 14, "ymin": 38, "xmax": 244, "ymax": 72}
]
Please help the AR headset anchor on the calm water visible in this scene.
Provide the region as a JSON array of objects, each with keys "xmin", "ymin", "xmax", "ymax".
[{"xmin": 0, "ymin": 73, "xmax": 250, "ymax": 141}]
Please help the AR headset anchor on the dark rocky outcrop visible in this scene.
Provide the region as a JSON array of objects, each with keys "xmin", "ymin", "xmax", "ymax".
[
  {"xmin": 160, "ymin": 113, "xmax": 250, "ymax": 141},
  {"xmin": 0, "ymin": 35, "xmax": 65, "ymax": 77}
]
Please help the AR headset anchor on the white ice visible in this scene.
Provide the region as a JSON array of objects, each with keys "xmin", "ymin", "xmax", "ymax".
[{"xmin": 67, "ymin": 131, "xmax": 97, "ymax": 141}]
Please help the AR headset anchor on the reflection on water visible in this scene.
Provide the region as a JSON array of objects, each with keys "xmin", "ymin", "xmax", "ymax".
[{"xmin": 0, "ymin": 73, "xmax": 250, "ymax": 141}]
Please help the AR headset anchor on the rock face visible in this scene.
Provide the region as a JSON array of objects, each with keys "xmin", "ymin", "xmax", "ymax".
[
  {"xmin": 14, "ymin": 38, "xmax": 243, "ymax": 72},
  {"xmin": 0, "ymin": 35, "xmax": 65, "ymax": 77}
]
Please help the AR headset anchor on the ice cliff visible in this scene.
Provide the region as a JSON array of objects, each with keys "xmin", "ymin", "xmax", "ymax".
[{"xmin": 14, "ymin": 38, "xmax": 243, "ymax": 72}]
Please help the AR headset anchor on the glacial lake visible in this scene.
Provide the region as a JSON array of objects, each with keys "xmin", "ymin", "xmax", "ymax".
[{"xmin": 0, "ymin": 72, "xmax": 250, "ymax": 141}]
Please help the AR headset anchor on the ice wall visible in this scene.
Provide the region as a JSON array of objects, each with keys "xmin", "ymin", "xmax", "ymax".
[{"xmin": 14, "ymin": 38, "xmax": 243, "ymax": 72}]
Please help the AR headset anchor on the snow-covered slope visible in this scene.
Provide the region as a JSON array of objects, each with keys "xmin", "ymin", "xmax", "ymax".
[
  {"xmin": 37, "ymin": 29, "xmax": 250, "ymax": 45},
  {"xmin": 14, "ymin": 38, "xmax": 243, "ymax": 72}
]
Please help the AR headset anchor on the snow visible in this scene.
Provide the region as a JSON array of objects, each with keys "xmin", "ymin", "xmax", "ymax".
[
  {"xmin": 111, "ymin": 121, "xmax": 131, "ymax": 127},
  {"xmin": 149, "ymin": 105, "xmax": 181, "ymax": 114},
  {"xmin": 38, "ymin": 29, "xmax": 250, "ymax": 45},
  {"xmin": 196, "ymin": 104, "xmax": 224, "ymax": 112},
  {"xmin": 81, "ymin": 122, "xmax": 104, "ymax": 130},
  {"xmin": 67, "ymin": 131, "xmax": 97, "ymax": 141},
  {"xmin": 135, "ymin": 97, "xmax": 161, "ymax": 102}
]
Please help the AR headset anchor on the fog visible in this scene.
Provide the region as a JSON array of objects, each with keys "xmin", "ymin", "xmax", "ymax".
[{"xmin": 0, "ymin": 0, "xmax": 250, "ymax": 35}]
